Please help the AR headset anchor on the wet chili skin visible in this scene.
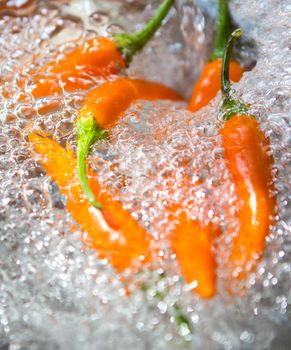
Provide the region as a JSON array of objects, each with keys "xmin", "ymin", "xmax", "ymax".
[
  {"xmin": 170, "ymin": 213, "xmax": 217, "ymax": 298},
  {"xmin": 188, "ymin": 59, "xmax": 243, "ymax": 112},
  {"xmin": 78, "ymin": 78, "xmax": 183, "ymax": 129},
  {"xmin": 219, "ymin": 29, "xmax": 276, "ymax": 279},
  {"xmin": 220, "ymin": 115, "xmax": 276, "ymax": 277},
  {"xmin": 30, "ymin": 37, "xmax": 126, "ymax": 99}
]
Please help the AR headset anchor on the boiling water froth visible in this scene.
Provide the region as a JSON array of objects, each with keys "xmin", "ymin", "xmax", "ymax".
[{"xmin": 0, "ymin": 0, "xmax": 290, "ymax": 349}]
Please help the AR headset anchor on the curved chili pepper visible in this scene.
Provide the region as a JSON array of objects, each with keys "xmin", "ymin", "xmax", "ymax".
[
  {"xmin": 170, "ymin": 213, "xmax": 217, "ymax": 298},
  {"xmin": 188, "ymin": 0, "xmax": 244, "ymax": 112},
  {"xmin": 28, "ymin": 131, "xmax": 152, "ymax": 271},
  {"xmin": 155, "ymin": 165, "xmax": 217, "ymax": 298},
  {"xmin": 76, "ymin": 77, "xmax": 183, "ymax": 208},
  {"xmin": 29, "ymin": 0, "xmax": 174, "ymax": 98},
  {"xmin": 164, "ymin": 169, "xmax": 219, "ymax": 298},
  {"xmin": 219, "ymin": 29, "xmax": 276, "ymax": 278},
  {"xmin": 78, "ymin": 77, "xmax": 183, "ymax": 129}
]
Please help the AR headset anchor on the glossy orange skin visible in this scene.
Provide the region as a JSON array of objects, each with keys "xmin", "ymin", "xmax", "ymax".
[
  {"xmin": 30, "ymin": 37, "xmax": 125, "ymax": 98},
  {"xmin": 170, "ymin": 213, "xmax": 216, "ymax": 298},
  {"xmin": 220, "ymin": 115, "xmax": 276, "ymax": 277},
  {"xmin": 188, "ymin": 59, "xmax": 244, "ymax": 112},
  {"xmin": 28, "ymin": 132, "xmax": 151, "ymax": 272},
  {"xmin": 79, "ymin": 77, "xmax": 183, "ymax": 129},
  {"xmin": 164, "ymin": 171, "xmax": 218, "ymax": 298}
]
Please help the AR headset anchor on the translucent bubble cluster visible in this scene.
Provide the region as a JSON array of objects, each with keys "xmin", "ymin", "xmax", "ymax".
[{"xmin": 0, "ymin": 0, "xmax": 290, "ymax": 349}]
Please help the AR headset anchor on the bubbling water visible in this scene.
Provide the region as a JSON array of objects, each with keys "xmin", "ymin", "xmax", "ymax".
[{"xmin": 0, "ymin": 0, "xmax": 290, "ymax": 349}]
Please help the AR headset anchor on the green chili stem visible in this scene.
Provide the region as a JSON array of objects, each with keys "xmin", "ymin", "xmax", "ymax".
[
  {"xmin": 76, "ymin": 115, "xmax": 107, "ymax": 209},
  {"xmin": 210, "ymin": 0, "xmax": 231, "ymax": 61},
  {"xmin": 220, "ymin": 28, "xmax": 248, "ymax": 121},
  {"xmin": 173, "ymin": 303, "xmax": 192, "ymax": 337},
  {"xmin": 221, "ymin": 28, "xmax": 242, "ymax": 97},
  {"xmin": 142, "ymin": 280, "xmax": 192, "ymax": 339},
  {"xmin": 113, "ymin": 0, "xmax": 174, "ymax": 64}
]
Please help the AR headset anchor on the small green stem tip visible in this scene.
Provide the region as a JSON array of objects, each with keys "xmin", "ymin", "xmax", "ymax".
[
  {"xmin": 76, "ymin": 115, "xmax": 108, "ymax": 209},
  {"xmin": 113, "ymin": 0, "xmax": 174, "ymax": 65},
  {"xmin": 173, "ymin": 303, "xmax": 192, "ymax": 338},
  {"xmin": 220, "ymin": 28, "xmax": 248, "ymax": 121},
  {"xmin": 141, "ymin": 281, "xmax": 192, "ymax": 340}
]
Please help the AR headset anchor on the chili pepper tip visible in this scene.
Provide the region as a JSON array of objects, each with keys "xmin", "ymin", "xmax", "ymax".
[{"xmin": 231, "ymin": 28, "xmax": 243, "ymax": 39}]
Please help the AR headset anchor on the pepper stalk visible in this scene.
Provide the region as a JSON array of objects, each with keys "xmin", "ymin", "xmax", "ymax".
[
  {"xmin": 210, "ymin": 0, "xmax": 231, "ymax": 61},
  {"xmin": 141, "ymin": 278, "xmax": 192, "ymax": 340},
  {"xmin": 113, "ymin": 0, "xmax": 174, "ymax": 64},
  {"xmin": 77, "ymin": 115, "xmax": 107, "ymax": 209},
  {"xmin": 220, "ymin": 28, "xmax": 248, "ymax": 120}
]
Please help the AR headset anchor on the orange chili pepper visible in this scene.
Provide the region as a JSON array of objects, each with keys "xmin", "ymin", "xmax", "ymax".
[
  {"xmin": 28, "ymin": 0, "xmax": 174, "ymax": 99},
  {"xmin": 30, "ymin": 37, "xmax": 125, "ymax": 98},
  {"xmin": 78, "ymin": 77, "xmax": 183, "ymax": 129},
  {"xmin": 158, "ymin": 167, "xmax": 217, "ymax": 298},
  {"xmin": 165, "ymin": 173, "xmax": 219, "ymax": 298},
  {"xmin": 76, "ymin": 77, "xmax": 183, "ymax": 209},
  {"xmin": 28, "ymin": 132, "xmax": 152, "ymax": 272},
  {"xmin": 188, "ymin": 60, "xmax": 243, "ymax": 112},
  {"xmin": 170, "ymin": 213, "xmax": 217, "ymax": 298},
  {"xmin": 188, "ymin": 0, "xmax": 244, "ymax": 112},
  {"xmin": 219, "ymin": 29, "xmax": 276, "ymax": 279}
]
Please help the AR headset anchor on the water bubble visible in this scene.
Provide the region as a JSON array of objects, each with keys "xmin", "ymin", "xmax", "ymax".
[{"xmin": 89, "ymin": 11, "xmax": 109, "ymax": 26}]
